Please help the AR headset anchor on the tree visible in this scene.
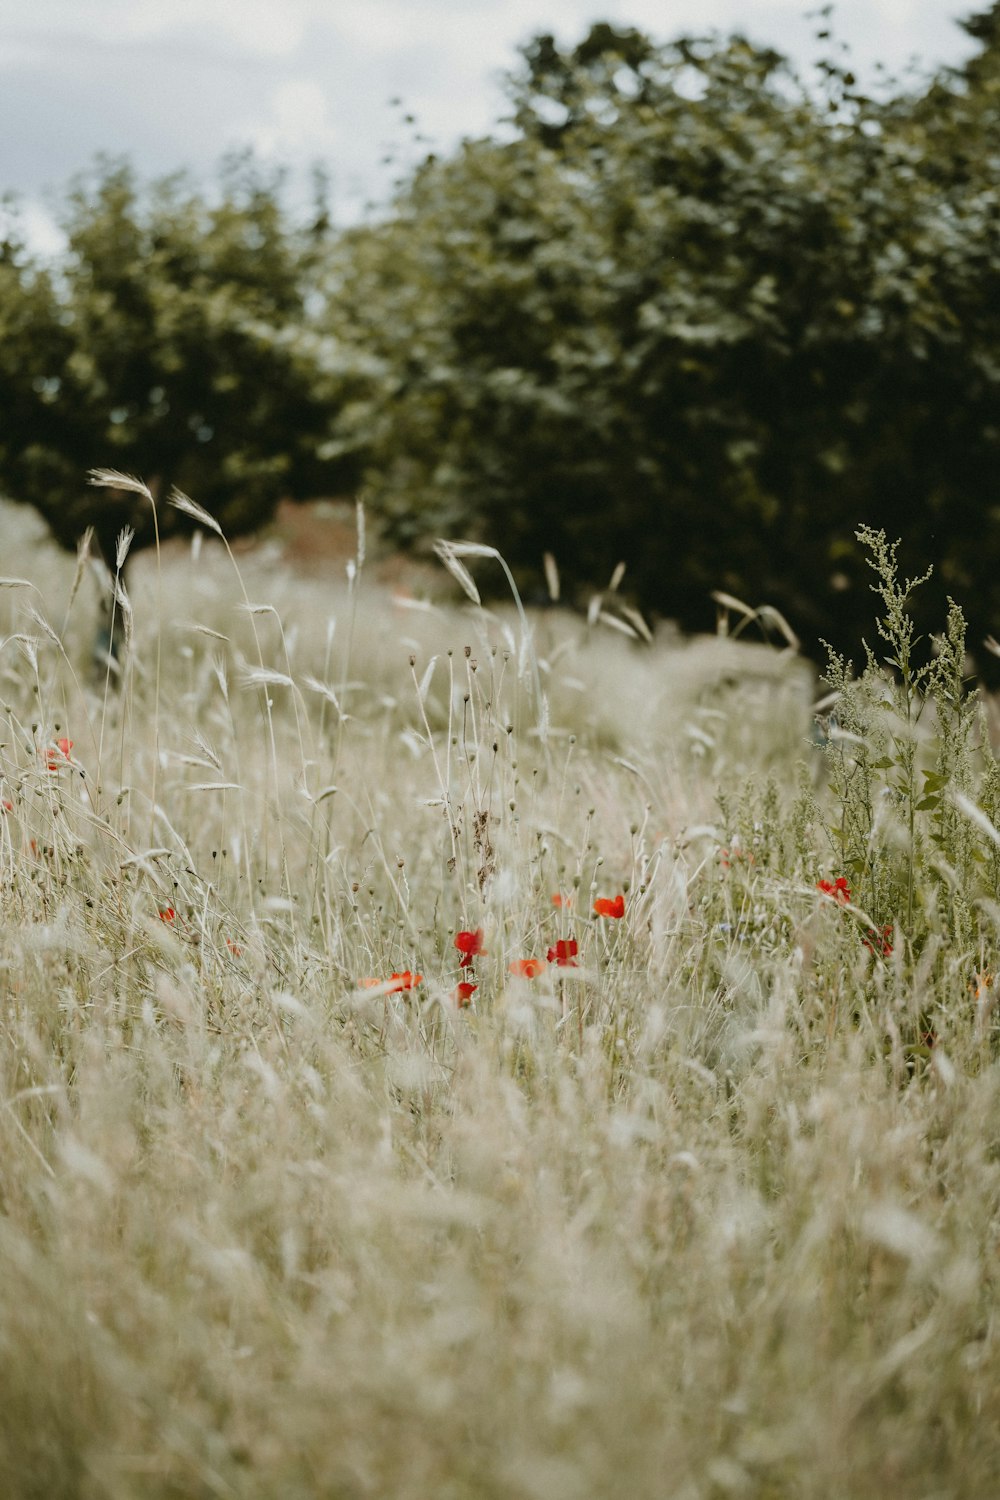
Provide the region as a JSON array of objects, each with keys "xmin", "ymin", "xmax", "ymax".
[
  {"xmin": 327, "ymin": 18, "xmax": 1000, "ymax": 670},
  {"xmin": 0, "ymin": 156, "xmax": 366, "ymax": 568}
]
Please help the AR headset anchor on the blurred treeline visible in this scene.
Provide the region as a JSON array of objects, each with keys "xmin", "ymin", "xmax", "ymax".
[{"xmin": 1, "ymin": 8, "xmax": 999, "ymax": 669}]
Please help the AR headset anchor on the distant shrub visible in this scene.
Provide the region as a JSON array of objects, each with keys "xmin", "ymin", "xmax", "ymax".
[
  {"xmin": 328, "ymin": 13, "xmax": 1000, "ymax": 672},
  {"xmin": 0, "ymin": 155, "xmax": 366, "ymax": 567}
]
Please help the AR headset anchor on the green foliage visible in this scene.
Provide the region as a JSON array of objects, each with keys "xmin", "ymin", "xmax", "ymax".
[
  {"xmin": 327, "ymin": 13, "xmax": 1000, "ymax": 669},
  {"xmin": 4, "ymin": 10, "xmax": 1000, "ymax": 671},
  {"xmin": 0, "ymin": 157, "xmax": 365, "ymax": 564},
  {"xmin": 677, "ymin": 525, "xmax": 1000, "ymax": 1069},
  {"xmin": 819, "ymin": 529, "xmax": 1000, "ymax": 987}
]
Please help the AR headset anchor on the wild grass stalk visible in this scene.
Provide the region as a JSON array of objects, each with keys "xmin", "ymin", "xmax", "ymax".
[{"xmin": 0, "ymin": 500, "xmax": 997, "ymax": 1497}]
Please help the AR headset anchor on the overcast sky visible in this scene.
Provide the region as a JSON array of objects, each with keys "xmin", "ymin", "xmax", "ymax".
[{"xmin": 0, "ymin": 0, "xmax": 979, "ymax": 247}]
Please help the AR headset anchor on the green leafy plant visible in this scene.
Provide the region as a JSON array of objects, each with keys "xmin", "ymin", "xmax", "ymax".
[
  {"xmin": 0, "ymin": 156, "xmax": 366, "ymax": 569},
  {"xmin": 820, "ymin": 527, "xmax": 998, "ymax": 970},
  {"xmin": 325, "ymin": 12, "xmax": 1000, "ymax": 673}
]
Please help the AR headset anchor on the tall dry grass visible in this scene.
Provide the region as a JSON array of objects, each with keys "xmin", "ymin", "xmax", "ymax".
[{"xmin": 0, "ymin": 498, "xmax": 997, "ymax": 1498}]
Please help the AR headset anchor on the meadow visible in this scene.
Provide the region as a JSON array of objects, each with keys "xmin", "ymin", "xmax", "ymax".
[{"xmin": 0, "ymin": 491, "xmax": 998, "ymax": 1498}]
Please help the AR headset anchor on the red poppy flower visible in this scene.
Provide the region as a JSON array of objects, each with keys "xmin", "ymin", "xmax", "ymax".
[
  {"xmin": 551, "ymin": 893, "xmax": 571, "ymax": 908},
  {"xmin": 359, "ymin": 971, "xmax": 423, "ymax": 993},
  {"xmin": 158, "ymin": 907, "xmax": 175, "ymax": 923},
  {"xmin": 593, "ymin": 894, "xmax": 625, "ymax": 919},
  {"xmin": 45, "ymin": 737, "xmax": 74, "ymax": 770},
  {"xmin": 1, "ymin": 798, "xmax": 12, "ymax": 812},
  {"xmin": 863, "ymin": 923, "xmax": 893, "ymax": 957},
  {"xmin": 816, "ymin": 877, "xmax": 851, "ymax": 904},
  {"xmin": 454, "ymin": 928, "xmax": 486, "ymax": 968},
  {"xmin": 546, "ymin": 939, "xmax": 578, "ymax": 967},
  {"xmin": 455, "ymin": 981, "xmax": 477, "ymax": 1007},
  {"xmin": 226, "ymin": 938, "xmax": 243, "ymax": 957},
  {"xmin": 509, "ymin": 957, "xmax": 546, "ymax": 979}
]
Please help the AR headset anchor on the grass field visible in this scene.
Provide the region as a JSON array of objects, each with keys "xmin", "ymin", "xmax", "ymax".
[{"xmin": 1, "ymin": 494, "xmax": 998, "ymax": 1498}]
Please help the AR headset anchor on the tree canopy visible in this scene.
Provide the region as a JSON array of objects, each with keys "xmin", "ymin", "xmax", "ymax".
[
  {"xmin": 325, "ymin": 8, "xmax": 1000, "ymax": 666},
  {"xmin": 0, "ymin": 156, "xmax": 364, "ymax": 566}
]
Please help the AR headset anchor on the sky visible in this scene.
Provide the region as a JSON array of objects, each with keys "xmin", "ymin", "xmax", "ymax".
[{"xmin": 0, "ymin": 0, "xmax": 980, "ymax": 249}]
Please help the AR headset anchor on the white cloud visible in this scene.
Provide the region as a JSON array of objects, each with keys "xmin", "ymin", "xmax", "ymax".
[
  {"xmin": 7, "ymin": 0, "xmax": 976, "ymax": 78},
  {"xmin": 330, "ymin": 0, "xmax": 612, "ymax": 55},
  {"xmin": 8, "ymin": 0, "xmax": 312, "ymax": 56},
  {"xmin": 12, "ymin": 198, "xmax": 67, "ymax": 259},
  {"xmin": 0, "ymin": 0, "xmax": 982, "ymax": 230},
  {"xmin": 244, "ymin": 77, "xmax": 341, "ymax": 158},
  {"xmin": 159, "ymin": 0, "xmax": 312, "ymax": 57}
]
